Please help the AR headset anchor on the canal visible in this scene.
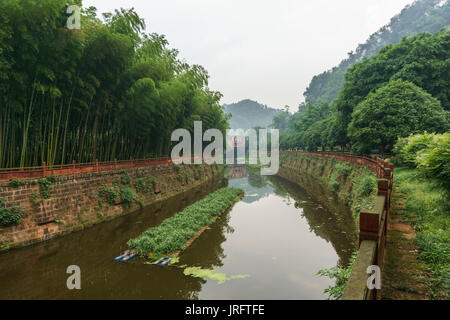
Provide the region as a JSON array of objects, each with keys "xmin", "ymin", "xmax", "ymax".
[{"xmin": 0, "ymin": 167, "xmax": 357, "ymax": 299}]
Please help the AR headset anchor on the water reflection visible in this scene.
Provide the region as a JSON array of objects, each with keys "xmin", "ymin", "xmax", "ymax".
[{"xmin": 0, "ymin": 167, "xmax": 357, "ymax": 300}]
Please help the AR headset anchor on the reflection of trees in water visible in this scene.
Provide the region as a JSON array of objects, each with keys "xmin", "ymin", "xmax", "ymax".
[
  {"xmin": 269, "ymin": 176, "xmax": 358, "ymax": 267},
  {"xmin": 230, "ymin": 167, "xmax": 273, "ymax": 204},
  {"xmin": 0, "ymin": 178, "xmax": 228, "ymax": 300},
  {"xmin": 176, "ymin": 206, "xmax": 235, "ymax": 295}
]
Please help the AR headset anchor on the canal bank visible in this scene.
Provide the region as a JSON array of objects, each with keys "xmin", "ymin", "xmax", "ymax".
[
  {"xmin": 0, "ymin": 163, "xmax": 223, "ymax": 251},
  {"xmin": 0, "ymin": 168, "xmax": 354, "ymax": 299},
  {"xmin": 278, "ymin": 153, "xmax": 379, "ymax": 227}
]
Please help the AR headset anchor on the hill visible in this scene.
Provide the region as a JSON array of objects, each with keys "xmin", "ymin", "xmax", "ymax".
[
  {"xmin": 224, "ymin": 99, "xmax": 282, "ymax": 130},
  {"xmin": 303, "ymin": 0, "xmax": 450, "ymax": 106}
]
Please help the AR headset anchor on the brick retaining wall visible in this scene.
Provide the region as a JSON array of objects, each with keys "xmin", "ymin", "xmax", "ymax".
[{"xmin": 0, "ymin": 163, "xmax": 221, "ymax": 251}]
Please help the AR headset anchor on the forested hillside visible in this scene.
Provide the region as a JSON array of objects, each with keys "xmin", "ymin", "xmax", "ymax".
[
  {"xmin": 303, "ymin": 0, "xmax": 450, "ymax": 106},
  {"xmin": 0, "ymin": 0, "xmax": 229, "ymax": 169},
  {"xmin": 274, "ymin": 30, "xmax": 449, "ymax": 154},
  {"xmin": 224, "ymin": 99, "xmax": 281, "ymax": 130}
]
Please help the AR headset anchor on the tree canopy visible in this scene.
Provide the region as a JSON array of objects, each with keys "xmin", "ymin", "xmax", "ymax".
[
  {"xmin": 273, "ymin": 29, "xmax": 450, "ymax": 154},
  {"xmin": 348, "ymin": 80, "xmax": 448, "ymax": 154},
  {"xmin": 303, "ymin": 0, "xmax": 450, "ymax": 106},
  {"xmin": 0, "ymin": 0, "xmax": 229, "ymax": 168}
]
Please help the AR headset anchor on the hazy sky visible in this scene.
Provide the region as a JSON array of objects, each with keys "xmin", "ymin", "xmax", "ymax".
[{"xmin": 84, "ymin": 0, "xmax": 415, "ymax": 109}]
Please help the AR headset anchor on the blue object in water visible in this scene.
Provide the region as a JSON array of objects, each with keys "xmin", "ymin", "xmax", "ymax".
[
  {"xmin": 160, "ymin": 258, "xmax": 173, "ymax": 266},
  {"xmin": 114, "ymin": 253, "xmax": 128, "ymax": 261},
  {"xmin": 122, "ymin": 254, "xmax": 136, "ymax": 262},
  {"xmin": 153, "ymin": 258, "xmax": 165, "ymax": 265}
]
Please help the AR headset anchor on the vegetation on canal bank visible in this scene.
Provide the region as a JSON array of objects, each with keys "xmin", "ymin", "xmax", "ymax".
[
  {"xmin": 128, "ymin": 187, "xmax": 244, "ymax": 255},
  {"xmin": 318, "ymin": 252, "xmax": 358, "ymax": 300},
  {"xmin": 0, "ymin": 197, "xmax": 23, "ymax": 226},
  {"xmin": 280, "ymin": 153, "xmax": 378, "ymax": 222},
  {"xmin": 391, "ymin": 133, "xmax": 449, "ymax": 299},
  {"xmin": 392, "ymin": 168, "xmax": 449, "ymax": 299},
  {"xmin": 279, "ymin": 153, "xmax": 378, "ymax": 299}
]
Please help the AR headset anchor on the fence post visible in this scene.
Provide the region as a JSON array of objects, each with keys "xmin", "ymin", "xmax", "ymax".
[
  {"xmin": 359, "ymin": 211, "xmax": 380, "ymax": 245},
  {"xmin": 43, "ymin": 162, "xmax": 47, "ymax": 178},
  {"xmin": 72, "ymin": 160, "xmax": 76, "ymax": 173},
  {"xmin": 114, "ymin": 159, "xmax": 117, "ymax": 170},
  {"xmin": 96, "ymin": 159, "xmax": 99, "ymax": 173}
]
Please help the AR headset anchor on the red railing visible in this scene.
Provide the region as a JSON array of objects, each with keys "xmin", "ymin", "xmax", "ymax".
[
  {"xmin": 0, "ymin": 157, "xmax": 173, "ymax": 181},
  {"xmin": 279, "ymin": 150, "xmax": 394, "ymax": 300}
]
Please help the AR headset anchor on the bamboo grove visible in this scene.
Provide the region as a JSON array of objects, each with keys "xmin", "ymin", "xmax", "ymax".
[{"xmin": 0, "ymin": 0, "xmax": 230, "ymax": 169}]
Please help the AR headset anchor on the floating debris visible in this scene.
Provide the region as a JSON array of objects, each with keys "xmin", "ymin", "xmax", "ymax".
[
  {"xmin": 160, "ymin": 258, "xmax": 173, "ymax": 266},
  {"xmin": 114, "ymin": 253, "xmax": 128, "ymax": 261},
  {"xmin": 122, "ymin": 254, "xmax": 136, "ymax": 261},
  {"xmin": 153, "ymin": 258, "xmax": 165, "ymax": 265},
  {"xmin": 183, "ymin": 267, "xmax": 250, "ymax": 285}
]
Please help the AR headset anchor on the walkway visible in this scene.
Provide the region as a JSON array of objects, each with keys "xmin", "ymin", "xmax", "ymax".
[{"xmin": 381, "ymin": 187, "xmax": 428, "ymax": 300}]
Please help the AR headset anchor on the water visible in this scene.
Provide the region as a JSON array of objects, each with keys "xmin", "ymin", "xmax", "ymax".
[{"xmin": 0, "ymin": 168, "xmax": 357, "ymax": 300}]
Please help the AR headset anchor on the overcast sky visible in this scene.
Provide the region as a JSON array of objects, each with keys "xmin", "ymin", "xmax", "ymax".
[{"xmin": 84, "ymin": 0, "xmax": 415, "ymax": 109}]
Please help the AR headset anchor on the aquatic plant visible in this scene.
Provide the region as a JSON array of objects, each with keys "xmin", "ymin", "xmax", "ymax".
[
  {"xmin": 128, "ymin": 187, "xmax": 244, "ymax": 254},
  {"xmin": 183, "ymin": 267, "xmax": 250, "ymax": 285}
]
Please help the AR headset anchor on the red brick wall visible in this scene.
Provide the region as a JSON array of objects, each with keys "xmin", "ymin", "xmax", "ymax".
[{"xmin": 0, "ymin": 163, "xmax": 220, "ymax": 251}]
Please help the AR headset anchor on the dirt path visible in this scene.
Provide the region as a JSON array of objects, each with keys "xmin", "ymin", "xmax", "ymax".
[{"xmin": 381, "ymin": 188, "xmax": 429, "ymax": 300}]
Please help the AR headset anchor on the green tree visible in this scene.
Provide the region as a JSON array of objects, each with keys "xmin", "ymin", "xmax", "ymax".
[
  {"xmin": 348, "ymin": 80, "xmax": 448, "ymax": 154},
  {"xmin": 336, "ymin": 30, "xmax": 450, "ymax": 146}
]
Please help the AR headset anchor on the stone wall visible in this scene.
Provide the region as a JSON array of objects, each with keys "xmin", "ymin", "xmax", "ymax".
[{"xmin": 0, "ymin": 163, "xmax": 222, "ymax": 251}]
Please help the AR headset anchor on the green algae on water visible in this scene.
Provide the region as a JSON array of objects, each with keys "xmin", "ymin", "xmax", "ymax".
[{"xmin": 183, "ymin": 267, "xmax": 250, "ymax": 284}]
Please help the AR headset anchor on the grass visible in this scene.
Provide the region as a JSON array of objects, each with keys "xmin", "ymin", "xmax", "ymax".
[
  {"xmin": 394, "ymin": 167, "xmax": 449, "ymax": 299},
  {"xmin": 128, "ymin": 187, "xmax": 244, "ymax": 255}
]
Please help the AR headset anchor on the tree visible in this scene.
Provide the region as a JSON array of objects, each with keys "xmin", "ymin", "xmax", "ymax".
[
  {"xmin": 336, "ymin": 30, "xmax": 450, "ymax": 146},
  {"xmin": 348, "ymin": 80, "xmax": 449, "ymax": 155},
  {"xmin": 0, "ymin": 1, "xmax": 230, "ymax": 168}
]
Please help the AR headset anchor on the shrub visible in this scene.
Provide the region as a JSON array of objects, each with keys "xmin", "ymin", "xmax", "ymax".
[
  {"xmin": 394, "ymin": 132, "xmax": 450, "ymax": 189},
  {"xmin": 330, "ymin": 176, "xmax": 340, "ymax": 192},
  {"xmin": 120, "ymin": 186, "xmax": 138, "ymax": 208},
  {"xmin": 45, "ymin": 175, "xmax": 57, "ymax": 183},
  {"xmin": 0, "ymin": 197, "xmax": 24, "ymax": 226},
  {"xmin": 334, "ymin": 162, "xmax": 352, "ymax": 178},
  {"xmin": 38, "ymin": 177, "xmax": 53, "ymax": 199},
  {"xmin": 98, "ymin": 185, "xmax": 119, "ymax": 205},
  {"xmin": 416, "ymin": 133, "xmax": 450, "ymax": 189},
  {"xmin": 134, "ymin": 176, "xmax": 157, "ymax": 194},
  {"xmin": 354, "ymin": 174, "xmax": 377, "ymax": 198},
  {"xmin": 317, "ymin": 252, "xmax": 358, "ymax": 300},
  {"xmin": 394, "ymin": 133, "xmax": 435, "ymax": 168},
  {"xmin": 9, "ymin": 178, "xmax": 25, "ymax": 188},
  {"xmin": 119, "ymin": 171, "xmax": 131, "ymax": 185}
]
